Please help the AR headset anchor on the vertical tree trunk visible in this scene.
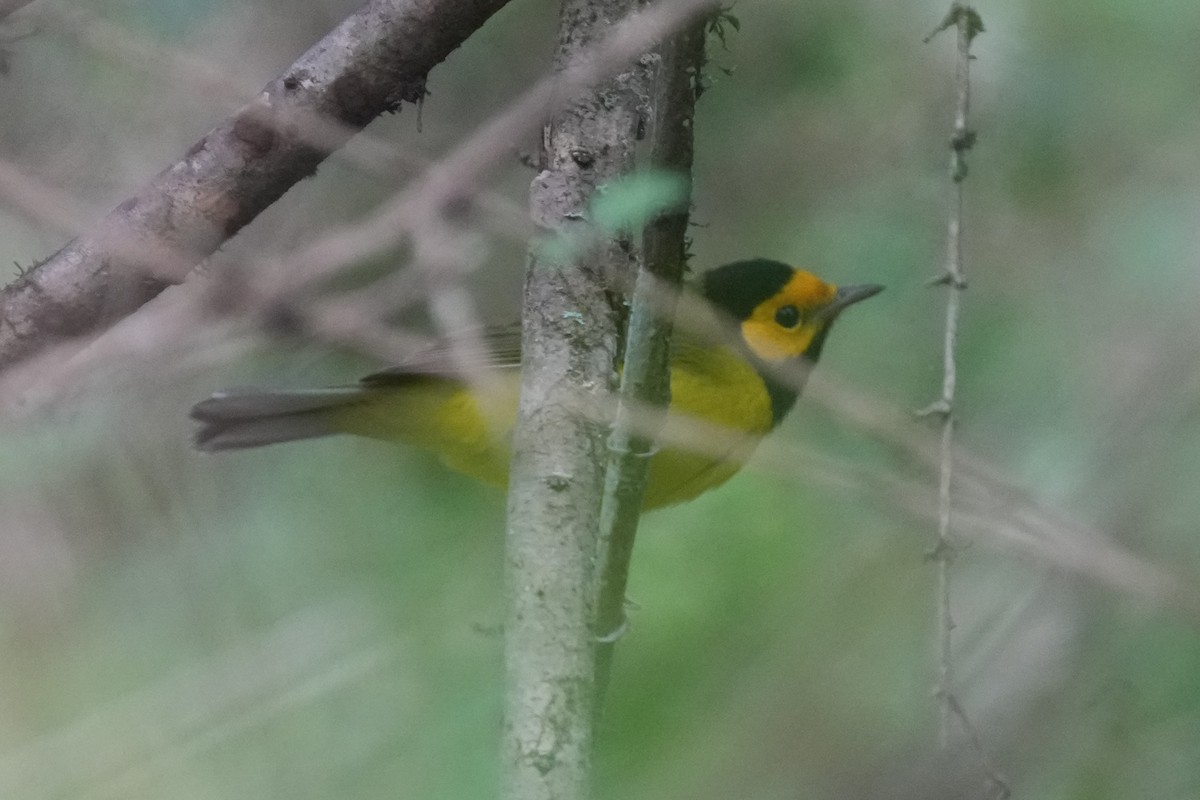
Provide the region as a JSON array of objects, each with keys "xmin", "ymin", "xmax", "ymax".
[{"xmin": 501, "ymin": 0, "xmax": 648, "ymax": 798}]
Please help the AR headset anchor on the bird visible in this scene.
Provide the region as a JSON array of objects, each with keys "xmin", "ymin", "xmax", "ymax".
[{"xmin": 191, "ymin": 259, "xmax": 881, "ymax": 508}]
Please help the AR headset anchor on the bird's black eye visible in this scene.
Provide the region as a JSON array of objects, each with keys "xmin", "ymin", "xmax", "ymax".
[{"xmin": 774, "ymin": 305, "xmax": 801, "ymax": 329}]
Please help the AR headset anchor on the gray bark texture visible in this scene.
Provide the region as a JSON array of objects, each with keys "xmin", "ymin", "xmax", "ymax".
[
  {"xmin": 593, "ymin": 17, "xmax": 703, "ymax": 710},
  {"xmin": 501, "ymin": 0, "xmax": 650, "ymax": 797},
  {"xmin": 0, "ymin": 0, "xmax": 511, "ymax": 372}
]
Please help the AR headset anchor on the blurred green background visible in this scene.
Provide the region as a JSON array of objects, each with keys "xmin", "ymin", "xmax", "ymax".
[{"xmin": 3, "ymin": 0, "xmax": 1200, "ymax": 797}]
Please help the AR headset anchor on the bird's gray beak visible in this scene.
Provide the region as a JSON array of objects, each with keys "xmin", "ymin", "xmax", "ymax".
[{"xmin": 821, "ymin": 283, "xmax": 884, "ymax": 320}]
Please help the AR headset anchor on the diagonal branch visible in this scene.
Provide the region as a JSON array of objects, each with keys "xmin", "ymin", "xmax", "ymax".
[{"xmin": 0, "ymin": 0, "xmax": 513, "ymax": 372}]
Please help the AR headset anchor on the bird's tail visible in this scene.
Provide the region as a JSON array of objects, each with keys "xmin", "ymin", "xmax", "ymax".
[{"xmin": 190, "ymin": 388, "xmax": 366, "ymax": 452}]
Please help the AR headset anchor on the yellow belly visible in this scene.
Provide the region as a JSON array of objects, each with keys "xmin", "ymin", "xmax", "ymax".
[{"xmin": 331, "ymin": 347, "xmax": 775, "ymax": 509}]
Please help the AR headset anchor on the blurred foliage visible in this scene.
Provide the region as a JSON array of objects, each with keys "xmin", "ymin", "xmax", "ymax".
[
  {"xmin": 2, "ymin": 0, "xmax": 1200, "ymax": 798},
  {"xmin": 537, "ymin": 170, "xmax": 688, "ymax": 263},
  {"xmin": 591, "ymin": 171, "xmax": 688, "ymax": 235}
]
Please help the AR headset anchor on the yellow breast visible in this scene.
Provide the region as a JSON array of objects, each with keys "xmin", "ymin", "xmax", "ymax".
[{"xmin": 643, "ymin": 345, "xmax": 774, "ymax": 507}]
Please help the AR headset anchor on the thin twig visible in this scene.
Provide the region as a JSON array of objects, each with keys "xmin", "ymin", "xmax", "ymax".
[
  {"xmin": 592, "ymin": 19, "xmax": 705, "ymax": 713},
  {"xmin": 943, "ymin": 692, "xmax": 1011, "ymax": 799},
  {"xmin": 921, "ymin": 0, "xmax": 988, "ymax": 769}
]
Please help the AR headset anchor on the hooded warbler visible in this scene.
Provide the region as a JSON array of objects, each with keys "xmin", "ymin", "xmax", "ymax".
[{"xmin": 191, "ymin": 259, "xmax": 881, "ymax": 508}]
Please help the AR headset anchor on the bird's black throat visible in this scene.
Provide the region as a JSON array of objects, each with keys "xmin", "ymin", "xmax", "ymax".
[{"xmin": 757, "ymin": 322, "xmax": 834, "ymax": 427}]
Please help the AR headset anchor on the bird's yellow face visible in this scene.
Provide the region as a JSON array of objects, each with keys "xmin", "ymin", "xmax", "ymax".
[{"xmin": 738, "ymin": 269, "xmax": 839, "ymax": 363}]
